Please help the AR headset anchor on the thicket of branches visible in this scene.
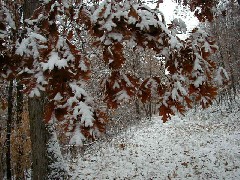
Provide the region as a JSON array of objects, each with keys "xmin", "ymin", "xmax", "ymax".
[{"xmin": 207, "ymin": 0, "xmax": 240, "ymax": 104}]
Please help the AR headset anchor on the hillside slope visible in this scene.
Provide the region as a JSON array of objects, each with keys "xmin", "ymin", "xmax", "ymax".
[{"xmin": 70, "ymin": 100, "xmax": 240, "ymax": 179}]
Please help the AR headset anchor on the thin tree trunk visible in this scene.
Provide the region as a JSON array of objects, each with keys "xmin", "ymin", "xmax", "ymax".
[
  {"xmin": 6, "ymin": 80, "xmax": 13, "ymax": 180},
  {"xmin": 15, "ymin": 82, "xmax": 25, "ymax": 180},
  {"xmin": 16, "ymin": 83, "xmax": 23, "ymax": 125},
  {"xmin": 0, "ymin": 143, "xmax": 3, "ymax": 180},
  {"xmin": 0, "ymin": 131, "xmax": 4, "ymax": 180},
  {"xmin": 0, "ymin": 89, "xmax": 6, "ymax": 180}
]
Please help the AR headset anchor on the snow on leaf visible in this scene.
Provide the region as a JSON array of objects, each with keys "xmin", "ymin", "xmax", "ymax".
[
  {"xmin": 193, "ymin": 76, "xmax": 205, "ymax": 88},
  {"xmin": 41, "ymin": 51, "xmax": 68, "ymax": 71},
  {"xmin": 115, "ymin": 90, "xmax": 130, "ymax": 102},
  {"xmin": 108, "ymin": 32, "xmax": 123, "ymax": 42},
  {"xmin": 102, "ymin": 19, "xmax": 117, "ymax": 31},
  {"xmin": 78, "ymin": 102, "xmax": 94, "ymax": 127},
  {"xmin": 29, "ymin": 87, "xmax": 41, "ymax": 97},
  {"xmin": 193, "ymin": 57, "xmax": 202, "ymax": 71},
  {"xmin": 30, "ymin": 32, "xmax": 47, "ymax": 42},
  {"xmin": 3, "ymin": 7, "xmax": 16, "ymax": 29},
  {"xmin": 214, "ymin": 67, "xmax": 229, "ymax": 86},
  {"xmin": 69, "ymin": 124, "xmax": 85, "ymax": 146},
  {"xmin": 113, "ymin": 81, "xmax": 120, "ymax": 89},
  {"xmin": 69, "ymin": 82, "xmax": 87, "ymax": 99},
  {"xmin": 54, "ymin": 92, "xmax": 63, "ymax": 101},
  {"xmin": 16, "ymin": 31, "xmax": 47, "ymax": 59},
  {"xmin": 91, "ymin": 1, "xmax": 108, "ymax": 23},
  {"xmin": 171, "ymin": 87, "xmax": 178, "ymax": 100}
]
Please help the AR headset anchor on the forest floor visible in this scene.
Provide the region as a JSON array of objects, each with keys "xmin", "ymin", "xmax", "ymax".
[{"xmin": 70, "ymin": 98, "xmax": 240, "ymax": 179}]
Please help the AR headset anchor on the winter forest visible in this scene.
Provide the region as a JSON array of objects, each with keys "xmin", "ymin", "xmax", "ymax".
[{"xmin": 0, "ymin": 0, "xmax": 239, "ymax": 179}]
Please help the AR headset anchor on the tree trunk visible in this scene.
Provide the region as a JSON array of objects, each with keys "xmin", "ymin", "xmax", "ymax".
[
  {"xmin": 28, "ymin": 94, "xmax": 51, "ymax": 180},
  {"xmin": 6, "ymin": 80, "xmax": 13, "ymax": 180},
  {"xmin": 23, "ymin": 0, "xmax": 40, "ymax": 19},
  {"xmin": 29, "ymin": 94, "xmax": 68, "ymax": 179},
  {"xmin": 0, "ymin": 131, "xmax": 4, "ymax": 180},
  {"xmin": 0, "ymin": 143, "xmax": 4, "ymax": 180},
  {"xmin": 15, "ymin": 82, "xmax": 25, "ymax": 180},
  {"xmin": 24, "ymin": 1, "xmax": 68, "ymax": 178},
  {"xmin": 0, "ymin": 84, "xmax": 6, "ymax": 180},
  {"xmin": 23, "ymin": 0, "xmax": 50, "ymax": 179}
]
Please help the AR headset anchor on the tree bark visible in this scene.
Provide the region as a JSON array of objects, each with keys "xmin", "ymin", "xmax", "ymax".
[
  {"xmin": 0, "ymin": 144, "xmax": 4, "ymax": 180},
  {"xmin": 28, "ymin": 94, "xmax": 51, "ymax": 180},
  {"xmin": 24, "ymin": 1, "xmax": 68, "ymax": 179},
  {"xmin": 6, "ymin": 80, "xmax": 13, "ymax": 180},
  {"xmin": 15, "ymin": 82, "xmax": 25, "ymax": 180},
  {"xmin": 23, "ymin": 0, "xmax": 40, "ymax": 19},
  {"xmin": 0, "ymin": 83, "xmax": 6, "ymax": 180},
  {"xmin": 23, "ymin": 0, "xmax": 51, "ymax": 179},
  {"xmin": 0, "ymin": 131, "xmax": 4, "ymax": 180}
]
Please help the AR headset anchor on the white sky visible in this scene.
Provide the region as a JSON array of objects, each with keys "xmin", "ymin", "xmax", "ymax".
[{"xmin": 146, "ymin": 0, "xmax": 199, "ymax": 38}]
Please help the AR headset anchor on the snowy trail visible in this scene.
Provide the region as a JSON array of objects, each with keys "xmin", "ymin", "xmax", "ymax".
[{"xmin": 70, "ymin": 104, "xmax": 240, "ymax": 179}]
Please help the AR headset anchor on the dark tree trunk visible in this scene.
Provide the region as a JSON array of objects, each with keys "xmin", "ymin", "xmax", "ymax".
[
  {"xmin": 23, "ymin": 0, "xmax": 40, "ymax": 19},
  {"xmin": 6, "ymin": 80, "xmax": 13, "ymax": 180},
  {"xmin": 29, "ymin": 94, "xmax": 68, "ymax": 179},
  {"xmin": 16, "ymin": 83, "xmax": 23, "ymax": 125},
  {"xmin": 0, "ymin": 131, "xmax": 4, "ymax": 180},
  {"xmin": 23, "ymin": 1, "xmax": 51, "ymax": 179},
  {"xmin": 24, "ymin": 1, "xmax": 68, "ymax": 178},
  {"xmin": 15, "ymin": 82, "xmax": 25, "ymax": 180},
  {"xmin": 28, "ymin": 95, "xmax": 51, "ymax": 180},
  {"xmin": 0, "ymin": 84, "xmax": 6, "ymax": 180},
  {"xmin": 0, "ymin": 142, "xmax": 4, "ymax": 180}
]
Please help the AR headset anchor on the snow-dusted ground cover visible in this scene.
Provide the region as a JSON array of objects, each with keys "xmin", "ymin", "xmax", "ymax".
[{"xmin": 70, "ymin": 100, "xmax": 240, "ymax": 179}]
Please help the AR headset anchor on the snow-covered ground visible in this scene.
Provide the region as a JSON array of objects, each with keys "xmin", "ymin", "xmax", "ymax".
[{"xmin": 70, "ymin": 99, "xmax": 240, "ymax": 179}]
